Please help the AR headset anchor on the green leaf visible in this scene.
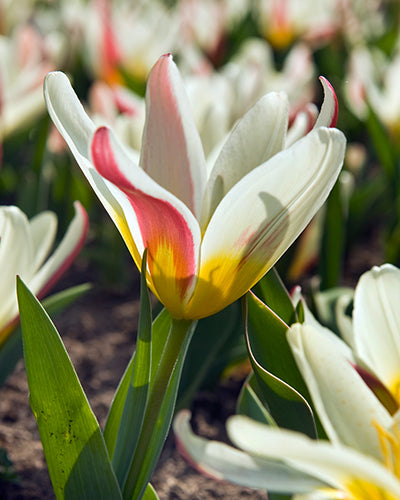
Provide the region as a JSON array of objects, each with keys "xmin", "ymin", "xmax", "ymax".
[
  {"xmin": 178, "ymin": 300, "xmax": 244, "ymax": 409},
  {"xmin": 245, "ymin": 292, "xmax": 317, "ymax": 437},
  {"xmin": 252, "ymin": 267, "xmax": 297, "ymax": 326},
  {"xmin": 17, "ymin": 278, "xmax": 122, "ymax": 500},
  {"xmin": 319, "ymin": 181, "xmax": 346, "ymax": 290},
  {"xmin": 236, "ymin": 373, "xmax": 275, "ymax": 426},
  {"xmin": 141, "ymin": 483, "xmax": 159, "ymax": 500},
  {"xmin": 112, "ymin": 250, "xmax": 152, "ymax": 486},
  {"xmin": 0, "ymin": 283, "xmax": 91, "ymax": 387},
  {"xmin": 312, "ymin": 286, "xmax": 354, "ymax": 336}
]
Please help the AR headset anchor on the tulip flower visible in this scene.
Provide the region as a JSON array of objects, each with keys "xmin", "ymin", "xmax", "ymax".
[
  {"xmin": 174, "ymin": 321, "xmax": 400, "ymax": 498},
  {"xmin": 44, "ymin": 54, "xmax": 345, "ymax": 320},
  {"xmin": 0, "ymin": 201, "xmax": 88, "ymax": 345}
]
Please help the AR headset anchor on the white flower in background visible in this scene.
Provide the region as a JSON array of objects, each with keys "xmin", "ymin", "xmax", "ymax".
[
  {"xmin": 0, "ymin": 23, "xmax": 54, "ymax": 141},
  {"xmin": 176, "ymin": 0, "xmax": 249, "ymax": 65},
  {"xmin": 175, "ymin": 264, "xmax": 400, "ymax": 497},
  {"xmin": 223, "ymin": 38, "xmax": 316, "ymax": 124},
  {"xmin": 85, "ymin": 38, "xmax": 316, "ymax": 161},
  {"xmin": 88, "ymin": 81, "xmax": 145, "ymax": 156},
  {"xmin": 253, "ymin": 0, "xmax": 339, "ymax": 49},
  {"xmin": 0, "ymin": 202, "xmax": 88, "ymax": 345},
  {"xmin": 84, "ymin": 0, "xmax": 180, "ymax": 85},
  {"xmin": 345, "ymin": 45, "xmax": 400, "ymax": 140},
  {"xmin": 338, "ymin": 0, "xmax": 386, "ymax": 46}
]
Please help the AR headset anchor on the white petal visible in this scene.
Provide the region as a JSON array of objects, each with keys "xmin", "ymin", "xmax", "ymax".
[
  {"xmin": 29, "ymin": 211, "xmax": 57, "ymax": 273},
  {"xmin": 228, "ymin": 416, "xmax": 400, "ymax": 496},
  {"xmin": 28, "ymin": 201, "xmax": 88, "ymax": 297},
  {"xmin": 0, "ymin": 206, "xmax": 34, "ymax": 331},
  {"xmin": 199, "ymin": 127, "xmax": 345, "ymax": 302},
  {"xmin": 353, "ymin": 264, "xmax": 400, "ymax": 393},
  {"xmin": 288, "ymin": 323, "xmax": 392, "ymax": 460},
  {"xmin": 174, "ymin": 410, "xmax": 326, "ymax": 493},
  {"xmin": 201, "ymin": 92, "xmax": 289, "ymax": 228}
]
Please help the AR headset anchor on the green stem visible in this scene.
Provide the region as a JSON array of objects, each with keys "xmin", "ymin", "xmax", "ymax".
[{"xmin": 123, "ymin": 317, "xmax": 195, "ymax": 500}]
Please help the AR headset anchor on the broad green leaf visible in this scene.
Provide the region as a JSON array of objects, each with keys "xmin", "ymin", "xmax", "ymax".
[
  {"xmin": 245, "ymin": 292, "xmax": 316, "ymax": 437},
  {"xmin": 17, "ymin": 278, "xmax": 122, "ymax": 500},
  {"xmin": 252, "ymin": 267, "xmax": 297, "ymax": 326},
  {"xmin": 0, "ymin": 284, "xmax": 91, "ymax": 387},
  {"xmin": 236, "ymin": 373, "xmax": 275, "ymax": 425},
  {"xmin": 112, "ymin": 250, "xmax": 152, "ymax": 486}
]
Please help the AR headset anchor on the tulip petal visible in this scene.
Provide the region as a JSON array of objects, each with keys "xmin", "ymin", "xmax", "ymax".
[
  {"xmin": 186, "ymin": 127, "xmax": 345, "ymax": 319},
  {"xmin": 201, "ymin": 92, "xmax": 289, "ymax": 228},
  {"xmin": 140, "ymin": 54, "xmax": 207, "ymax": 218},
  {"xmin": 44, "ymin": 72, "xmax": 96, "ymax": 168},
  {"xmin": 91, "ymin": 126, "xmax": 201, "ymax": 318},
  {"xmin": 0, "ymin": 207, "xmax": 33, "ymax": 331},
  {"xmin": 44, "ymin": 72, "xmax": 130, "ymax": 229},
  {"xmin": 353, "ymin": 264, "xmax": 400, "ymax": 401},
  {"xmin": 29, "ymin": 211, "xmax": 58, "ymax": 272},
  {"xmin": 173, "ymin": 410, "xmax": 326, "ymax": 493},
  {"xmin": 45, "ymin": 72, "xmax": 147, "ymax": 277},
  {"xmin": 314, "ymin": 77, "xmax": 338, "ymax": 129},
  {"xmin": 287, "ymin": 323, "xmax": 392, "ymax": 461},
  {"xmin": 228, "ymin": 416, "xmax": 400, "ymax": 498},
  {"xmin": 29, "ymin": 201, "xmax": 88, "ymax": 298}
]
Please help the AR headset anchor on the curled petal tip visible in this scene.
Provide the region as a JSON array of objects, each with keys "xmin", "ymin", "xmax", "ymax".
[{"xmin": 318, "ymin": 76, "xmax": 339, "ymax": 128}]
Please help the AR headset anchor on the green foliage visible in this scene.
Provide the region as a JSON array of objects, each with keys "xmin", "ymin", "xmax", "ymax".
[
  {"xmin": 17, "ymin": 277, "xmax": 122, "ymax": 499},
  {"xmin": 0, "ymin": 283, "xmax": 91, "ymax": 387}
]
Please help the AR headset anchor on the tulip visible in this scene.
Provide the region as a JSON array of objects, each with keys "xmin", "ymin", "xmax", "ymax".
[
  {"xmin": 44, "ymin": 54, "xmax": 345, "ymax": 320},
  {"xmin": 0, "ymin": 201, "xmax": 88, "ymax": 345},
  {"xmin": 174, "ymin": 321, "xmax": 400, "ymax": 498}
]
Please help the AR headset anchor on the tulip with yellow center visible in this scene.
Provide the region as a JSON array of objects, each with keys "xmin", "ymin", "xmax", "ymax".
[{"xmin": 44, "ymin": 54, "xmax": 345, "ymax": 320}]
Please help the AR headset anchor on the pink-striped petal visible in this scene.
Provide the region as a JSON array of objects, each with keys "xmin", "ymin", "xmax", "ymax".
[
  {"xmin": 140, "ymin": 54, "xmax": 207, "ymax": 219},
  {"xmin": 91, "ymin": 126, "xmax": 201, "ymax": 318}
]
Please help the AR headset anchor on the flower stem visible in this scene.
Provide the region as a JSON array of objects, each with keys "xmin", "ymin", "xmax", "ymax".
[{"xmin": 122, "ymin": 317, "xmax": 195, "ymax": 500}]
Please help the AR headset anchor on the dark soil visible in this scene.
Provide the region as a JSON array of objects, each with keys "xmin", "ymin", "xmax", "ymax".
[{"xmin": 0, "ymin": 263, "xmax": 268, "ymax": 499}]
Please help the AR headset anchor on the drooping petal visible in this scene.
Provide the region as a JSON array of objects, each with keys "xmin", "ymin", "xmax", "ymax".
[
  {"xmin": 140, "ymin": 54, "xmax": 207, "ymax": 219},
  {"xmin": 173, "ymin": 410, "xmax": 326, "ymax": 493},
  {"xmin": 28, "ymin": 201, "xmax": 89, "ymax": 298},
  {"xmin": 353, "ymin": 264, "xmax": 400, "ymax": 402},
  {"xmin": 186, "ymin": 127, "xmax": 345, "ymax": 319},
  {"xmin": 200, "ymin": 92, "xmax": 289, "ymax": 229},
  {"xmin": 287, "ymin": 323, "xmax": 392, "ymax": 461},
  {"xmin": 91, "ymin": 126, "xmax": 201, "ymax": 318},
  {"xmin": 228, "ymin": 416, "xmax": 400, "ymax": 498},
  {"xmin": 314, "ymin": 77, "xmax": 338, "ymax": 129}
]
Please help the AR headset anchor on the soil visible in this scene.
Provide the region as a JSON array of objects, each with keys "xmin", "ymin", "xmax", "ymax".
[{"xmin": 0, "ymin": 260, "xmax": 268, "ymax": 500}]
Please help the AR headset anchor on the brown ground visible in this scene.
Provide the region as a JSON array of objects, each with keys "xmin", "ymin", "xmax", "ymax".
[{"xmin": 0, "ymin": 265, "xmax": 268, "ymax": 500}]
